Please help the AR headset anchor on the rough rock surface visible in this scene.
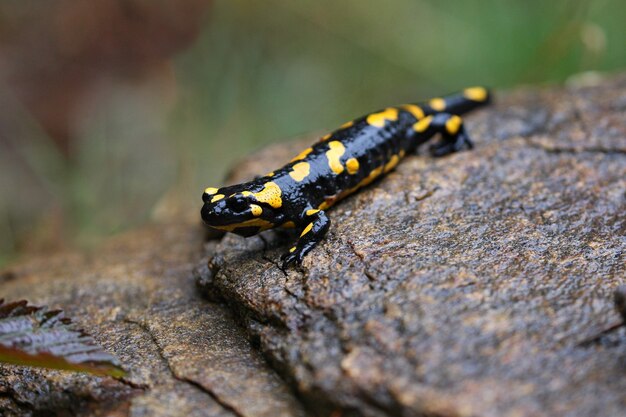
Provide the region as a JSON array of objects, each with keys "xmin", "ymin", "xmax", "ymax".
[
  {"xmin": 2, "ymin": 74, "xmax": 625, "ymax": 417},
  {"xmin": 0, "ymin": 226, "xmax": 306, "ymax": 417},
  {"xmin": 198, "ymin": 74, "xmax": 626, "ymax": 417}
]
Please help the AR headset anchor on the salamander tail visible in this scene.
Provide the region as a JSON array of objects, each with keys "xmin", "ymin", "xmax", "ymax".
[{"xmin": 430, "ymin": 87, "xmax": 492, "ymax": 115}]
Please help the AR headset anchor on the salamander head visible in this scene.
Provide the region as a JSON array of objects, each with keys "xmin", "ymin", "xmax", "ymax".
[{"xmin": 201, "ymin": 183, "xmax": 282, "ymax": 237}]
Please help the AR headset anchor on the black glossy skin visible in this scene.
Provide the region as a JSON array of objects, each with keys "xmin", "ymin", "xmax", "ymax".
[{"xmin": 202, "ymin": 87, "xmax": 491, "ymax": 268}]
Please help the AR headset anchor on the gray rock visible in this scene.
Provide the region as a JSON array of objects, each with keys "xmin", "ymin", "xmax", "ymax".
[{"xmin": 199, "ymin": 74, "xmax": 626, "ymax": 417}]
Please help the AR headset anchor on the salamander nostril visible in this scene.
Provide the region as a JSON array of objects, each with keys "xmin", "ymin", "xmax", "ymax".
[{"xmin": 200, "ymin": 204, "xmax": 211, "ymax": 221}]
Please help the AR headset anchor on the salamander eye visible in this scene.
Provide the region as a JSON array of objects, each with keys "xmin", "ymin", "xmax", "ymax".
[{"xmin": 229, "ymin": 198, "xmax": 249, "ymax": 212}]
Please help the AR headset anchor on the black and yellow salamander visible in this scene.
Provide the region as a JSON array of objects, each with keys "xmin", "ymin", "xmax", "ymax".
[{"xmin": 201, "ymin": 87, "xmax": 491, "ymax": 268}]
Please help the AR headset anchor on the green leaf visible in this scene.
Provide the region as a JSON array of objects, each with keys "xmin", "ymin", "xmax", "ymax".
[{"xmin": 0, "ymin": 299, "xmax": 125, "ymax": 378}]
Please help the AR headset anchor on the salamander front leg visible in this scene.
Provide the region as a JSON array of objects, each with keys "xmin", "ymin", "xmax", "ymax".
[
  {"xmin": 281, "ymin": 210, "xmax": 330, "ymax": 268},
  {"xmin": 415, "ymin": 112, "xmax": 474, "ymax": 157}
]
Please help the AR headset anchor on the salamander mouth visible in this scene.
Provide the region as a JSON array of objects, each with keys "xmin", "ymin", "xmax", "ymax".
[
  {"xmin": 204, "ymin": 224, "xmax": 259, "ymax": 237},
  {"xmin": 230, "ymin": 226, "xmax": 260, "ymax": 237},
  {"xmin": 201, "ymin": 202, "xmax": 259, "ymax": 230}
]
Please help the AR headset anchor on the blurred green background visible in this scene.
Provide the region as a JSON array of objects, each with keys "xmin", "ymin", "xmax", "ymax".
[{"xmin": 1, "ymin": 0, "xmax": 625, "ymax": 266}]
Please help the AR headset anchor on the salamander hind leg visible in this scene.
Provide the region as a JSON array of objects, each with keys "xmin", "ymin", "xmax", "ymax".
[
  {"xmin": 281, "ymin": 210, "xmax": 330, "ymax": 269},
  {"xmin": 416, "ymin": 112, "xmax": 474, "ymax": 157}
]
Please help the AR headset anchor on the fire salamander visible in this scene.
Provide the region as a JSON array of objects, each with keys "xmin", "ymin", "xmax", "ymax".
[{"xmin": 201, "ymin": 87, "xmax": 491, "ymax": 268}]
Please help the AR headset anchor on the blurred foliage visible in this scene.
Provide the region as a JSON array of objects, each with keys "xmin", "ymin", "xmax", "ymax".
[{"xmin": 0, "ymin": 0, "xmax": 625, "ymax": 266}]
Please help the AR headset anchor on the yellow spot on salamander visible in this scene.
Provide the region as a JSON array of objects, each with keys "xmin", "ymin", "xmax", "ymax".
[
  {"xmin": 366, "ymin": 108, "xmax": 399, "ymax": 127},
  {"xmin": 241, "ymin": 191, "xmax": 253, "ymax": 197},
  {"xmin": 282, "ymin": 221, "xmax": 296, "ymax": 229},
  {"xmin": 289, "ymin": 247, "xmax": 296, "ymax": 253},
  {"xmin": 413, "ymin": 115, "xmax": 433, "ymax": 133},
  {"xmin": 429, "ymin": 98, "xmax": 446, "ymax": 111},
  {"xmin": 326, "ymin": 141, "xmax": 346, "ymax": 174},
  {"xmin": 253, "ymin": 182, "xmax": 282, "ymax": 208},
  {"xmin": 204, "ymin": 187, "xmax": 219, "ymax": 195},
  {"xmin": 384, "ymin": 155, "xmax": 400, "ymax": 173},
  {"xmin": 346, "ymin": 158, "xmax": 359, "ymax": 175},
  {"xmin": 289, "ymin": 161, "xmax": 310, "ymax": 182},
  {"xmin": 211, "ymin": 218, "xmax": 275, "ymax": 233},
  {"xmin": 402, "ymin": 104, "xmax": 425, "ymax": 120},
  {"xmin": 341, "ymin": 120, "xmax": 354, "ymax": 129},
  {"xmin": 211, "ymin": 194, "xmax": 225, "ymax": 203},
  {"xmin": 291, "ymin": 147, "xmax": 313, "ymax": 162},
  {"xmin": 306, "ymin": 209, "xmax": 319, "ymax": 216},
  {"xmin": 318, "ymin": 201, "xmax": 330, "ymax": 210},
  {"xmin": 320, "ymin": 133, "xmax": 332, "ymax": 142},
  {"xmin": 266, "ymin": 172, "xmax": 274, "ymax": 177},
  {"xmin": 445, "ymin": 115, "xmax": 462, "ymax": 135},
  {"xmin": 300, "ymin": 222, "xmax": 313, "ymax": 237},
  {"xmin": 250, "ymin": 204, "xmax": 262, "ymax": 217},
  {"xmin": 464, "ymin": 86, "xmax": 488, "ymax": 102}
]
